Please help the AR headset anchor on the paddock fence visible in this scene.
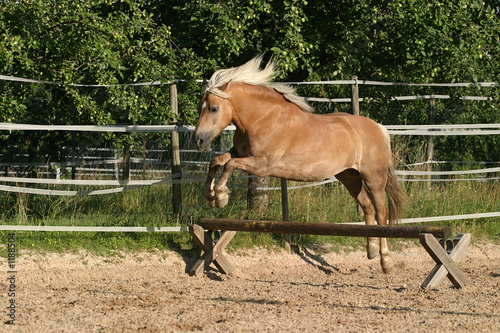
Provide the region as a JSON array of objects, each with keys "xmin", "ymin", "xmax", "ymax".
[{"xmin": 1, "ymin": 76, "xmax": 499, "ymax": 232}]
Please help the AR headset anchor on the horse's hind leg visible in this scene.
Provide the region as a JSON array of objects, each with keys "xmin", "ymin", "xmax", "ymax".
[
  {"xmin": 335, "ymin": 170, "xmax": 379, "ymax": 260},
  {"xmin": 364, "ymin": 178, "xmax": 395, "ymax": 274}
]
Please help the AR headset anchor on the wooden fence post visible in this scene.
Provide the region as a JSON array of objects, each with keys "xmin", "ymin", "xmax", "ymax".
[
  {"xmin": 350, "ymin": 75, "xmax": 360, "ymax": 116},
  {"xmin": 426, "ymin": 96, "xmax": 435, "ymax": 188},
  {"xmin": 170, "ymin": 84, "xmax": 182, "ymax": 215}
]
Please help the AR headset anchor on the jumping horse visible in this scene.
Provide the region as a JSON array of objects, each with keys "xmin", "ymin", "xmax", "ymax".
[{"xmin": 193, "ymin": 55, "xmax": 406, "ymax": 273}]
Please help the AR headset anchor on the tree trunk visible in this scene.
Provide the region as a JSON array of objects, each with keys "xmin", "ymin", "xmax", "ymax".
[{"xmin": 247, "ymin": 176, "xmax": 269, "ymax": 213}]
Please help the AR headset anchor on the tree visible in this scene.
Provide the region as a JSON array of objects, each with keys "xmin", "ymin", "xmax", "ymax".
[
  {"xmin": 0, "ymin": 0, "xmax": 183, "ymax": 162},
  {"xmin": 164, "ymin": 0, "xmax": 498, "ymax": 81},
  {"xmin": 164, "ymin": 1, "xmax": 499, "ymax": 126}
]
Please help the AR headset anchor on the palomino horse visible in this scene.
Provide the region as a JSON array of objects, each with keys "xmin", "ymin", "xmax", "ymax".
[{"xmin": 193, "ymin": 55, "xmax": 406, "ymax": 273}]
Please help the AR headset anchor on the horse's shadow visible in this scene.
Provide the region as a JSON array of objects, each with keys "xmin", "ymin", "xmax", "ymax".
[
  {"xmin": 179, "ymin": 247, "xmax": 224, "ymax": 279},
  {"xmin": 291, "ymin": 245, "xmax": 342, "ymax": 275},
  {"xmin": 179, "ymin": 248, "xmax": 201, "ymax": 274},
  {"xmin": 179, "ymin": 244, "xmax": 349, "ymax": 279}
]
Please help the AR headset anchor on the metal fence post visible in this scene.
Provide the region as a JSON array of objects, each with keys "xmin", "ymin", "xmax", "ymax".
[
  {"xmin": 351, "ymin": 75, "xmax": 362, "ymax": 214},
  {"xmin": 426, "ymin": 96, "xmax": 435, "ymax": 187},
  {"xmin": 281, "ymin": 178, "xmax": 291, "ymax": 251}
]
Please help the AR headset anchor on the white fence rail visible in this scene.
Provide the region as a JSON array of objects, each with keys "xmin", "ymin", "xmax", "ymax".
[
  {"xmin": 2, "ymin": 211, "xmax": 500, "ymax": 233},
  {"xmin": 1, "ymin": 121, "xmax": 499, "ymax": 195},
  {"xmin": 2, "ymin": 122, "xmax": 500, "ymax": 135},
  {"xmin": 1, "ymin": 73, "xmax": 498, "ymax": 87}
]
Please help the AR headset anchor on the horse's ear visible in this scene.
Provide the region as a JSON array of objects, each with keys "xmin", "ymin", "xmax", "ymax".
[
  {"xmin": 201, "ymin": 79, "xmax": 208, "ymax": 95},
  {"xmin": 219, "ymin": 81, "xmax": 230, "ymax": 92}
]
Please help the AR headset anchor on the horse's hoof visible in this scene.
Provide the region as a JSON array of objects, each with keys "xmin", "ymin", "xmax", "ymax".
[
  {"xmin": 215, "ymin": 192, "xmax": 229, "ymax": 208},
  {"xmin": 381, "ymin": 256, "xmax": 395, "ymax": 274},
  {"xmin": 205, "ymin": 192, "xmax": 216, "ymax": 208},
  {"xmin": 207, "ymin": 199, "xmax": 216, "ymax": 208},
  {"xmin": 367, "ymin": 242, "xmax": 380, "ymax": 260}
]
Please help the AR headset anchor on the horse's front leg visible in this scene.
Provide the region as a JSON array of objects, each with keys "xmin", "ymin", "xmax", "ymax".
[
  {"xmin": 204, "ymin": 151, "xmax": 235, "ymax": 208},
  {"xmin": 213, "ymin": 156, "xmax": 268, "ymax": 208}
]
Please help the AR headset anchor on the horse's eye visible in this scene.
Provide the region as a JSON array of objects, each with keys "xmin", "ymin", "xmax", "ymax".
[{"xmin": 209, "ymin": 106, "xmax": 219, "ymax": 113}]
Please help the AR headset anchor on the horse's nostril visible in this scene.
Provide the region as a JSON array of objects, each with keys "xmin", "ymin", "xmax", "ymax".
[
  {"xmin": 194, "ymin": 137, "xmax": 205, "ymax": 150},
  {"xmin": 194, "ymin": 132, "xmax": 211, "ymax": 151}
]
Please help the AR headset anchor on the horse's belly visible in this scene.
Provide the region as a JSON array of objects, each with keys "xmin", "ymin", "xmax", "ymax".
[{"xmin": 271, "ymin": 155, "xmax": 351, "ymax": 182}]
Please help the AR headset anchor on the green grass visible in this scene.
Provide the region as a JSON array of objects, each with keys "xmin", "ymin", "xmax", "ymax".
[{"xmin": 1, "ymin": 178, "xmax": 499, "ymax": 257}]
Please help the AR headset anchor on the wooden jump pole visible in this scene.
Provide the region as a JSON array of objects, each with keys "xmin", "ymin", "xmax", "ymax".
[
  {"xmin": 197, "ymin": 218, "xmax": 452, "ymax": 239},
  {"xmin": 190, "ymin": 218, "xmax": 470, "ymax": 288}
]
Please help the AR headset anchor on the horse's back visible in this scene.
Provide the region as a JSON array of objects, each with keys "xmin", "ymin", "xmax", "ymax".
[
  {"xmin": 315, "ymin": 113, "xmax": 386, "ymax": 142},
  {"xmin": 314, "ymin": 112, "xmax": 391, "ymax": 172}
]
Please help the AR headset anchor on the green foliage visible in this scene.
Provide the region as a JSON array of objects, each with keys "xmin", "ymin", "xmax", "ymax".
[
  {"xmin": 164, "ymin": 0, "xmax": 499, "ymax": 82},
  {"xmin": 0, "ymin": 0, "xmax": 184, "ymax": 160},
  {"xmin": 1, "ymin": 0, "xmax": 498, "ymax": 113},
  {"xmin": 0, "ymin": 1, "xmax": 179, "ymax": 119}
]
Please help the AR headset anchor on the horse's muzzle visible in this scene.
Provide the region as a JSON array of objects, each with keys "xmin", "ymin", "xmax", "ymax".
[{"xmin": 193, "ymin": 131, "xmax": 212, "ymax": 152}]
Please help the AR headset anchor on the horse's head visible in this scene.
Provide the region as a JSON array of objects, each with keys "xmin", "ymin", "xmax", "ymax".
[{"xmin": 193, "ymin": 86, "xmax": 233, "ymax": 152}]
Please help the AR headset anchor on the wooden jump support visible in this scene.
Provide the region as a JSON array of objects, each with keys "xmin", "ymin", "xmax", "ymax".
[{"xmin": 189, "ymin": 218, "xmax": 471, "ymax": 289}]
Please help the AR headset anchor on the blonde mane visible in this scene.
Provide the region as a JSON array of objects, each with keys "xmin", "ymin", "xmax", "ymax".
[{"xmin": 203, "ymin": 54, "xmax": 314, "ymax": 113}]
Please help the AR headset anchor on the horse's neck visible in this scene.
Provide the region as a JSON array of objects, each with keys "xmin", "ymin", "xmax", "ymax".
[{"xmin": 229, "ymin": 84, "xmax": 305, "ymax": 133}]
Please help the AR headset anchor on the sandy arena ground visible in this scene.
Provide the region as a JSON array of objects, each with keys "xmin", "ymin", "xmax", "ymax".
[{"xmin": 1, "ymin": 241, "xmax": 499, "ymax": 332}]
